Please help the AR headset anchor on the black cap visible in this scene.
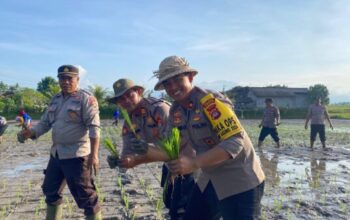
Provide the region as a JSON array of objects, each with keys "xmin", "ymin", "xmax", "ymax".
[{"xmin": 57, "ymin": 65, "xmax": 79, "ymax": 77}]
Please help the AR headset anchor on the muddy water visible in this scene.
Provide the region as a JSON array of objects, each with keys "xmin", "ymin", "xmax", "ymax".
[
  {"xmin": 0, "ymin": 157, "xmax": 46, "ymax": 178},
  {"xmin": 257, "ymin": 147, "xmax": 350, "ymax": 219}
]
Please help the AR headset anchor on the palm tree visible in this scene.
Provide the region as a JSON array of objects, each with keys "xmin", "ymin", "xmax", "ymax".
[{"xmin": 87, "ymin": 85, "xmax": 108, "ymax": 107}]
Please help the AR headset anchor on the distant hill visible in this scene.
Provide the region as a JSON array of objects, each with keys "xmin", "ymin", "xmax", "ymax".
[{"xmin": 197, "ymin": 80, "xmax": 237, "ymax": 92}]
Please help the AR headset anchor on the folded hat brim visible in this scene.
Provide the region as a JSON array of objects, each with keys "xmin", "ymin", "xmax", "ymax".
[
  {"xmin": 154, "ymin": 67, "xmax": 197, "ymax": 91},
  {"xmin": 107, "ymin": 85, "xmax": 145, "ymax": 104}
]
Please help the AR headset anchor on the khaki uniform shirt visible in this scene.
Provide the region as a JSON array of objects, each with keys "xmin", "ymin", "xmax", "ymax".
[
  {"xmin": 307, "ymin": 104, "xmax": 329, "ymax": 125},
  {"xmin": 32, "ymin": 90, "xmax": 100, "ymax": 159},
  {"xmin": 121, "ymin": 97, "xmax": 171, "ymax": 156},
  {"xmin": 166, "ymin": 87, "xmax": 265, "ymax": 200},
  {"xmin": 262, "ymin": 106, "xmax": 280, "ymax": 128}
]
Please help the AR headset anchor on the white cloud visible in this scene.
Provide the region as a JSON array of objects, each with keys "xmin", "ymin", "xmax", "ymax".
[{"xmin": 186, "ymin": 35, "xmax": 255, "ymax": 52}]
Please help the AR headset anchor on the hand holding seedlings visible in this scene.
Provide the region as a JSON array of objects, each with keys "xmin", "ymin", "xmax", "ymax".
[{"xmin": 168, "ymin": 155, "xmax": 199, "ymax": 175}]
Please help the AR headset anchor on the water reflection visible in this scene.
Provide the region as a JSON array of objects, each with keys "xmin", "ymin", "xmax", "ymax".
[
  {"xmin": 258, "ymin": 151, "xmax": 280, "ymax": 186},
  {"xmin": 306, "ymin": 159, "xmax": 326, "ymax": 188}
]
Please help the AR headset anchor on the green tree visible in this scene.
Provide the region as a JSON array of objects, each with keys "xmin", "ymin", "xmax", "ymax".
[
  {"xmin": 13, "ymin": 88, "xmax": 48, "ymax": 112},
  {"xmin": 88, "ymin": 85, "xmax": 108, "ymax": 107},
  {"xmin": 0, "ymin": 81, "xmax": 8, "ymax": 94},
  {"xmin": 37, "ymin": 76, "xmax": 60, "ymax": 99},
  {"xmin": 308, "ymin": 84, "xmax": 330, "ymax": 104}
]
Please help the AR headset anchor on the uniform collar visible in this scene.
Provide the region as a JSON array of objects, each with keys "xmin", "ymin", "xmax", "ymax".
[{"xmin": 130, "ymin": 98, "xmax": 147, "ymax": 117}]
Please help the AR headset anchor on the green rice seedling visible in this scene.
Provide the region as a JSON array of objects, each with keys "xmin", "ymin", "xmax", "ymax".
[
  {"xmin": 39, "ymin": 196, "xmax": 45, "ymax": 210},
  {"xmin": 159, "ymin": 128, "xmax": 180, "ymax": 160},
  {"xmin": 65, "ymin": 197, "xmax": 74, "ymax": 217},
  {"xmin": 139, "ymin": 177, "xmax": 145, "ymax": 187},
  {"xmin": 340, "ymin": 201, "xmax": 348, "ymax": 214},
  {"xmin": 0, "ymin": 206, "xmax": 6, "ymax": 219},
  {"xmin": 103, "ymin": 137, "xmax": 119, "ymax": 159},
  {"xmin": 261, "ymin": 209, "xmax": 267, "ymax": 220},
  {"xmin": 120, "ymin": 107, "xmax": 137, "ymax": 137},
  {"xmin": 131, "ymin": 211, "xmax": 137, "ymax": 220},
  {"xmin": 28, "ymin": 180, "xmax": 32, "ymax": 191},
  {"xmin": 159, "ymin": 127, "xmax": 181, "ymax": 198},
  {"xmin": 286, "ymin": 208, "xmax": 292, "ymax": 220},
  {"xmin": 146, "ymin": 186, "xmax": 154, "ymax": 201},
  {"xmin": 121, "ymin": 188, "xmax": 126, "ymax": 199},
  {"xmin": 15, "ymin": 187, "xmax": 22, "ymax": 204},
  {"xmin": 117, "ymin": 176, "xmax": 123, "ymax": 189},
  {"xmin": 34, "ymin": 206, "xmax": 40, "ymax": 220},
  {"xmin": 273, "ymin": 198, "xmax": 283, "ymax": 213},
  {"xmin": 1, "ymin": 180, "xmax": 6, "ymax": 190},
  {"xmin": 156, "ymin": 198, "xmax": 163, "ymax": 219},
  {"xmin": 123, "ymin": 194, "xmax": 129, "ymax": 211}
]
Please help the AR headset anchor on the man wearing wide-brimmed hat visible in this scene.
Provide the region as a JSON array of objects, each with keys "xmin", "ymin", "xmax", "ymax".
[
  {"xmin": 153, "ymin": 55, "xmax": 265, "ymax": 219},
  {"xmin": 17, "ymin": 64, "xmax": 102, "ymax": 220},
  {"xmin": 107, "ymin": 78, "xmax": 192, "ymax": 218}
]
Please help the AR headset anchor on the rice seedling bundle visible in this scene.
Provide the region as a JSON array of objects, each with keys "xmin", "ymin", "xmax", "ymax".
[{"xmin": 103, "ymin": 137, "xmax": 119, "ymax": 158}]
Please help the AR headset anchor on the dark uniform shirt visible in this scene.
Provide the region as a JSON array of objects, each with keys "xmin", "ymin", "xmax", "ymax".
[
  {"xmin": 121, "ymin": 97, "xmax": 171, "ymax": 156},
  {"xmin": 166, "ymin": 86, "xmax": 265, "ymax": 200},
  {"xmin": 32, "ymin": 89, "xmax": 100, "ymax": 159}
]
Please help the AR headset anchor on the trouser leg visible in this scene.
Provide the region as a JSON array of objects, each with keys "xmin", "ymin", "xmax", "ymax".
[{"xmin": 61, "ymin": 156, "xmax": 100, "ymax": 216}]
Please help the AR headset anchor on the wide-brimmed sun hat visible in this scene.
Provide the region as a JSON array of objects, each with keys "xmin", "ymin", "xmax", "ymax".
[
  {"xmin": 107, "ymin": 78, "xmax": 144, "ymax": 104},
  {"xmin": 153, "ymin": 56, "xmax": 198, "ymax": 91}
]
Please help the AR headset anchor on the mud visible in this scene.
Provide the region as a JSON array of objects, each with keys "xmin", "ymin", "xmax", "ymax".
[{"xmin": 0, "ymin": 119, "xmax": 349, "ymax": 219}]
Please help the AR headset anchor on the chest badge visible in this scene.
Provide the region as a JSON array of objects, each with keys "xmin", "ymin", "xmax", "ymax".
[
  {"xmin": 68, "ymin": 111, "xmax": 79, "ymax": 121},
  {"xmin": 193, "ymin": 109, "xmax": 201, "ymax": 121},
  {"xmin": 173, "ymin": 110, "xmax": 182, "ymax": 125}
]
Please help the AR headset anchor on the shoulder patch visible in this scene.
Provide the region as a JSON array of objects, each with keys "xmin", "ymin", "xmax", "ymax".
[
  {"xmin": 200, "ymin": 93, "xmax": 242, "ymax": 141},
  {"xmin": 88, "ymin": 96, "xmax": 98, "ymax": 107}
]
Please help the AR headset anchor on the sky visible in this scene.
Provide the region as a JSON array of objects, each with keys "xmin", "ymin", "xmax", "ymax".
[{"xmin": 0, "ymin": 0, "xmax": 349, "ymax": 103}]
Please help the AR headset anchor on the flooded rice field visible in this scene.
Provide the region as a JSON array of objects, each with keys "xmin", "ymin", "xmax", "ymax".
[{"xmin": 0, "ymin": 119, "xmax": 349, "ymax": 219}]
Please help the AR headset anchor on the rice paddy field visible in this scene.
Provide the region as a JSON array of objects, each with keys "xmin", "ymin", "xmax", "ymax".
[{"xmin": 0, "ymin": 119, "xmax": 349, "ymax": 219}]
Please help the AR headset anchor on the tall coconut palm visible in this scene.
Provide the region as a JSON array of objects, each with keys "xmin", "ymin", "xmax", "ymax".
[{"xmin": 88, "ymin": 85, "xmax": 108, "ymax": 107}]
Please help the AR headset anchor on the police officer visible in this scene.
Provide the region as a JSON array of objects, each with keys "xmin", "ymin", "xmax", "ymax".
[
  {"xmin": 17, "ymin": 65, "xmax": 101, "ymax": 220},
  {"xmin": 106, "ymin": 78, "xmax": 194, "ymax": 219},
  {"xmin": 305, "ymin": 96, "xmax": 334, "ymax": 148},
  {"xmin": 153, "ymin": 56, "xmax": 265, "ymax": 219},
  {"xmin": 0, "ymin": 116, "xmax": 8, "ymax": 144},
  {"xmin": 258, "ymin": 98, "xmax": 281, "ymax": 148}
]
